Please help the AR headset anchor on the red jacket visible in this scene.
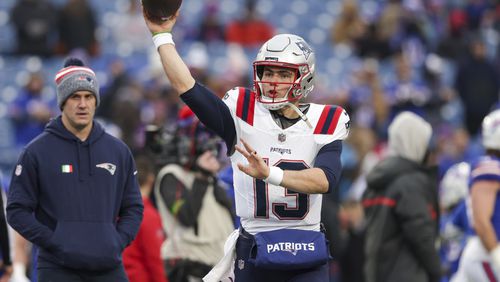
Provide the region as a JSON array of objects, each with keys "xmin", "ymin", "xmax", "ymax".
[{"xmin": 123, "ymin": 197, "xmax": 168, "ymax": 282}]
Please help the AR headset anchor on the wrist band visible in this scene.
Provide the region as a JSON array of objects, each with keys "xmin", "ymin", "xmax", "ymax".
[
  {"xmin": 152, "ymin": 32, "xmax": 175, "ymax": 49},
  {"xmin": 264, "ymin": 166, "xmax": 284, "ymax": 186},
  {"xmin": 13, "ymin": 262, "xmax": 26, "ymax": 276},
  {"xmin": 491, "ymin": 245, "xmax": 500, "ymax": 269}
]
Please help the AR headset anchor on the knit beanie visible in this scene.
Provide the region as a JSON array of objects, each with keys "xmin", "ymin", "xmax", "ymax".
[{"xmin": 55, "ymin": 58, "xmax": 100, "ymax": 110}]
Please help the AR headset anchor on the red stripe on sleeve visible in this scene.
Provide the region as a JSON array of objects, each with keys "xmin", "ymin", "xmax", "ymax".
[
  {"xmin": 246, "ymin": 91, "xmax": 256, "ymax": 125},
  {"xmin": 482, "ymin": 262, "xmax": 497, "ymax": 282},
  {"xmin": 314, "ymin": 105, "xmax": 331, "ymax": 134},
  {"xmin": 326, "ymin": 106, "xmax": 343, "ymax": 134}
]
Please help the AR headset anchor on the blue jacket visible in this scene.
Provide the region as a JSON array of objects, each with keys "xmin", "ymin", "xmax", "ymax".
[{"xmin": 7, "ymin": 116, "xmax": 143, "ymax": 271}]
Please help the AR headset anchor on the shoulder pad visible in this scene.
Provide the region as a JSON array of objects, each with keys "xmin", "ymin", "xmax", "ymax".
[
  {"xmin": 470, "ymin": 157, "xmax": 500, "ymax": 183},
  {"xmin": 313, "ymin": 106, "xmax": 350, "ymax": 140},
  {"xmin": 223, "ymin": 87, "xmax": 256, "ymax": 125}
]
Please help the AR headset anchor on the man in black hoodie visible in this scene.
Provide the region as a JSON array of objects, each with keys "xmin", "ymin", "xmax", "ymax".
[
  {"xmin": 7, "ymin": 58, "xmax": 144, "ymax": 282},
  {"xmin": 362, "ymin": 111, "xmax": 441, "ymax": 282}
]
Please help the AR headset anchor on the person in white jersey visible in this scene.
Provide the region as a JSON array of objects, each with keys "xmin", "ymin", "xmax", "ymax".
[
  {"xmin": 454, "ymin": 109, "xmax": 500, "ymax": 282},
  {"xmin": 142, "ymin": 8, "xmax": 350, "ymax": 282}
]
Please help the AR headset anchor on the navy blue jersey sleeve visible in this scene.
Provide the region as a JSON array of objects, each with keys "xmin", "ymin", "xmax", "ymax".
[
  {"xmin": 314, "ymin": 140, "xmax": 343, "ymax": 193},
  {"xmin": 181, "ymin": 83, "xmax": 237, "ymax": 153}
]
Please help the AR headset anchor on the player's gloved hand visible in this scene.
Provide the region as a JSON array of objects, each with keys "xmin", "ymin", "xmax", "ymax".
[
  {"xmin": 9, "ymin": 263, "xmax": 29, "ymax": 282},
  {"xmin": 491, "ymin": 245, "xmax": 500, "ymax": 270}
]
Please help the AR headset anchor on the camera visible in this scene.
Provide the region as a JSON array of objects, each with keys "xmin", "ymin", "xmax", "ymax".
[
  {"xmin": 144, "ymin": 122, "xmax": 223, "ymax": 172},
  {"xmin": 144, "ymin": 124, "xmax": 179, "ymax": 169}
]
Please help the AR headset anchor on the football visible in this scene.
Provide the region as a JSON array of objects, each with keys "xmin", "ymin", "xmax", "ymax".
[{"xmin": 142, "ymin": 0, "xmax": 182, "ymax": 24}]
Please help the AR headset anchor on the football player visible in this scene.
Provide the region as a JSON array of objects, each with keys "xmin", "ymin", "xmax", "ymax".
[
  {"xmin": 439, "ymin": 162, "xmax": 471, "ymax": 282},
  {"xmin": 454, "ymin": 109, "xmax": 500, "ymax": 281},
  {"xmin": 143, "ymin": 9, "xmax": 349, "ymax": 281}
]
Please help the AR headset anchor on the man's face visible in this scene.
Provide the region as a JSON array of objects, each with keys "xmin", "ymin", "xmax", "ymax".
[
  {"xmin": 62, "ymin": 90, "xmax": 96, "ymax": 131},
  {"xmin": 260, "ymin": 66, "xmax": 296, "ymax": 100}
]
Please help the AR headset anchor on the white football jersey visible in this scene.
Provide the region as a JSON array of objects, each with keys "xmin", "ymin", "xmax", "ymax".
[{"xmin": 222, "ymin": 87, "xmax": 350, "ymax": 234}]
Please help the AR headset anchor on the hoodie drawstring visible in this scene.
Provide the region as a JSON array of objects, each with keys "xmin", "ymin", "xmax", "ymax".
[
  {"xmin": 76, "ymin": 141, "xmax": 83, "ymax": 182},
  {"xmin": 76, "ymin": 141, "xmax": 94, "ymax": 181},
  {"xmin": 89, "ymin": 142, "xmax": 94, "ymax": 176}
]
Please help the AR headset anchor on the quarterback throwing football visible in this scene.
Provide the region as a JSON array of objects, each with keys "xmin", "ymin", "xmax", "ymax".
[{"xmin": 143, "ymin": 7, "xmax": 349, "ymax": 282}]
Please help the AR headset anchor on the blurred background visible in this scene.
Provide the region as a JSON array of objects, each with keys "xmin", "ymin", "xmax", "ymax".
[
  {"xmin": 0, "ymin": 0, "xmax": 499, "ymax": 281},
  {"xmin": 0, "ymin": 0, "xmax": 499, "ymax": 203}
]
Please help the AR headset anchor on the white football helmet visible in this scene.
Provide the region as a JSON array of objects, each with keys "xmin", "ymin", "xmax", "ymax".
[
  {"xmin": 439, "ymin": 162, "xmax": 470, "ymax": 210},
  {"xmin": 253, "ymin": 34, "xmax": 316, "ymax": 110},
  {"xmin": 482, "ymin": 109, "xmax": 500, "ymax": 150}
]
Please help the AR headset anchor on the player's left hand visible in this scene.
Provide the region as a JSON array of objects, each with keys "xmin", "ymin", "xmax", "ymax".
[{"xmin": 235, "ymin": 139, "xmax": 270, "ymax": 180}]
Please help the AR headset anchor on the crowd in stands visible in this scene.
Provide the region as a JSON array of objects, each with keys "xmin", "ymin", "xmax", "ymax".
[{"xmin": 0, "ymin": 0, "xmax": 499, "ymax": 281}]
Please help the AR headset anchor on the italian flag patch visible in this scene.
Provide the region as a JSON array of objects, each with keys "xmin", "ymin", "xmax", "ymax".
[{"xmin": 61, "ymin": 164, "xmax": 73, "ymax": 173}]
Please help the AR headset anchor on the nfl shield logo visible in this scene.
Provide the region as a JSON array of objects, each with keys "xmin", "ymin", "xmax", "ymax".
[{"xmin": 278, "ymin": 133, "xmax": 286, "ymax": 143}]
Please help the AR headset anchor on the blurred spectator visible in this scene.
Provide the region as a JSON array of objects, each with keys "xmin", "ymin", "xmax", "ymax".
[
  {"xmin": 464, "ymin": 0, "xmax": 490, "ymax": 30},
  {"xmin": 56, "ymin": 0, "xmax": 99, "ymax": 57},
  {"xmin": 10, "ymin": 0, "xmax": 57, "ymax": 57},
  {"xmin": 154, "ymin": 107, "xmax": 234, "ymax": 282},
  {"xmin": 397, "ymin": 14, "xmax": 428, "ymax": 67},
  {"xmin": 434, "ymin": 124, "xmax": 486, "ymax": 179},
  {"xmin": 363, "ymin": 112, "xmax": 441, "ymax": 282},
  {"xmin": 196, "ymin": 1, "xmax": 225, "ymax": 43},
  {"xmin": 110, "ymin": 82, "xmax": 144, "ymax": 150},
  {"xmin": 96, "ymin": 60, "xmax": 144, "ymax": 150},
  {"xmin": 96, "ymin": 59, "xmax": 130, "ymax": 121},
  {"xmin": 421, "ymin": 54, "xmax": 461, "ymax": 127},
  {"xmin": 438, "ymin": 162, "xmax": 471, "ymax": 282},
  {"xmin": 331, "ymin": 0, "xmax": 367, "ymax": 48},
  {"xmin": 455, "ymin": 38, "xmax": 499, "ymax": 136},
  {"xmin": 355, "ymin": 23, "xmax": 393, "ymax": 59},
  {"xmin": 376, "ymin": 0, "xmax": 403, "ymax": 47},
  {"xmin": 436, "ymin": 9, "xmax": 469, "ymax": 61},
  {"xmin": 112, "ymin": 0, "xmax": 152, "ymax": 54},
  {"xmin": 123, "ymin": 154, "xmax": 168, "ymax": 282},
  {"xmin": 7, "ymin": 72, "xmax": 55, "ymax": 147},
  {"xmin": 385, "ymin": 52, "xmax": 431, "ymax": 120},
  {"xmin": 345, "ymin": 59, "xmax": 388, "ymax": 130},
  {"xmin": 225, "ymin": 0, "xmax": 274, "ymax": 47}
]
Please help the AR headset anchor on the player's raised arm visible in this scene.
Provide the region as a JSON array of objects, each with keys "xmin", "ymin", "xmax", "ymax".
[{"xmin": 142, "ymin": 8, "xmax": 195, "ymax": 95}]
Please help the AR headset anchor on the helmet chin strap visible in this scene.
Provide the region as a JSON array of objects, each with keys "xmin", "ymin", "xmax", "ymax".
[{"xmin": 286, "ymin": 102, "xmax": 312, "ymax": 128}]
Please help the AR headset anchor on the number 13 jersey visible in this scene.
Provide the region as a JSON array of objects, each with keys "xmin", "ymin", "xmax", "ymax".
[{"xmin": 222, "ymin": 87, "xmax": 350, "ymax": 234}]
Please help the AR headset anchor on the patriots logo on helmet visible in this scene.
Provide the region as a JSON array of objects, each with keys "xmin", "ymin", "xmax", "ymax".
[{"xmin": 295, "ymin": 41, "xmax": 312, "ymax": 60}]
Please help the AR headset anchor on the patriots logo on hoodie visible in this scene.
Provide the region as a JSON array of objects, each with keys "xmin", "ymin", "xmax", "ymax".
[{"xmin": 96, "ymin": 163, "xmax": 117, "ymax": 175}]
